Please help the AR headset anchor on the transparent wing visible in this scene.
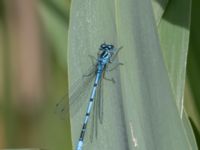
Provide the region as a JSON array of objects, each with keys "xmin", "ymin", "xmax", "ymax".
[
  {"xmin": 55, "ymin": 65, "xmax": 96, "ymax": 119},
  {"xmin": 90, "ymin": 76, "xmax": 103, "ymax": 142},
  {"xmin": 98, "ymin": 78, "xmax": 104, "ymax": 124}
]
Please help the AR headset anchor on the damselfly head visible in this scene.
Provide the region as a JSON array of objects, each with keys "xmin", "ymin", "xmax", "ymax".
[{"xmin": 99, "ymin": 43, "xmax": 114, "ymax": 51}]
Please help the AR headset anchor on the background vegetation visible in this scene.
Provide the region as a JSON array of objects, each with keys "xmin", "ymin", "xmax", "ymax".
[{"xmin": 0, "ymin": 0, "xmax": 71, "ymax": 149}]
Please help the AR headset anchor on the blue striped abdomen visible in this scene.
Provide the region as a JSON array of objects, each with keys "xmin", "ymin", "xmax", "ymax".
[{"xmin": 76, "ymin": 66, "xmax": 104, "ymax": 150}]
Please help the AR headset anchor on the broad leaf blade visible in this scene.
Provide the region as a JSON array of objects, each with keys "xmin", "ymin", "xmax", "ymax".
[
  {"xmin": 68, "ymin": 0, "xmax": 196, "ymax": 149},
  {"xmin": 157, "ymin": 0, "xmax": 198, "ymax": 149},
  {"xmin": 158, "ymin": 0, "xmax": 191, "ymax": 113}
]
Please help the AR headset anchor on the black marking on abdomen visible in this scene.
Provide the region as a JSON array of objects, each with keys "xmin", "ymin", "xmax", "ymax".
[
  {"xmin": 79, "ymin": 131, "xmax": 85, "ymax": 141},
  {"xmin": 82, "ymin": 123, "xmax": 87, "ymax": 130},
  {"xmin": 79, "ymin": 123, "xmax": 87, "ymax": 140}
]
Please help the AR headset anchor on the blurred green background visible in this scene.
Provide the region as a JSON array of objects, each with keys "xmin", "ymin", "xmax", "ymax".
[
  {"xmin": 0, "ymin": 0, "xmax": 200, "ymax": 149},
  {"xmin": 0, "ymin": 0, "xmax": 71, "ymax": 149}
]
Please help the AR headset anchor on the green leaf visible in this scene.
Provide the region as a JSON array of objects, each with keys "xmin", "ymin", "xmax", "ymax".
[
  {"xmin": 157, "ymin": 0, "xmax": 198, "ymax": 149},
  {"xmin": 186, "ymin": 0, "xmax": 200, "ymax": 147},
  {"xmin": 158, "ymin": 0, "xmax": 191, "ymax": 112},
  {"xmin": 67, "ymin": 0, "xmax": 197, "ymax": 150},
  {"xmin": 39, "ymin": 0, "xmax": 68, "ymax": 69},
  {"xmin": 157, "ymin": 0, "xmax": 198, "ymax": 148}
]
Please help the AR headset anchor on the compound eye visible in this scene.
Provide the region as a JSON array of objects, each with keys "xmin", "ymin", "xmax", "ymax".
[
  {"xmin": 108, "ymin": 45, "xmax": 114, "ymax": 50},
  {"xmin": 100, "ymin": 43, "xmax": 106, "ymax": 49}
]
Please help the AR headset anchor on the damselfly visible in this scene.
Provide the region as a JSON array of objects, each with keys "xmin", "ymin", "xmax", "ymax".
[{"xmin": 56, "ymin": 43, "xmax": 123, "ymax": 150}]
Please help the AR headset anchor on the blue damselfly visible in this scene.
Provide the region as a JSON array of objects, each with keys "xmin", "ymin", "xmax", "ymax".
[{"xmin": 56, "ymin": 43, "xmax": 123, "ymax": 150}]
